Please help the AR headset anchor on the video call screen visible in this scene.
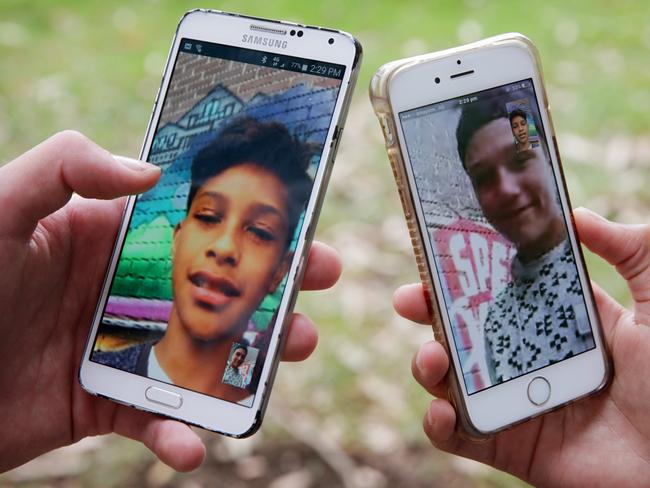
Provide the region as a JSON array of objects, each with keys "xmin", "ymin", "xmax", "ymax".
[
  {"xmin": 399, "ymin": 79, "xmax": 595, "ymax": 394},
  {"xmin": 91, "ymin": 39, "xmax": 345, "ymax": 407}
]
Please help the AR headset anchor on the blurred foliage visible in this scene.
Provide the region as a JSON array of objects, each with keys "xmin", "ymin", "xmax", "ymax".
[{"xmin": 1, "ymin": 0, "xmax": 648, "ymax": 486}]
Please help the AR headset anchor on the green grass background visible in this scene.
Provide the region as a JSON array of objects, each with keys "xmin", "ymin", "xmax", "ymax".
[{"xmin": 1, "ymin": 1, "xmax": 648, "ymax": 486}]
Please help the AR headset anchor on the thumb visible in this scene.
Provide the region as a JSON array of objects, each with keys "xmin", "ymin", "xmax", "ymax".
[
  {"xmin": 111, "ymin": 406, "xmax": 206, "ymax": 472},
  {"xmin": 574, "ymin": 207, "xmax": 650, "ymax": 325},
  {"xmin": 0, "ymin": 130, "xmax": 160, "ymax": 240}
]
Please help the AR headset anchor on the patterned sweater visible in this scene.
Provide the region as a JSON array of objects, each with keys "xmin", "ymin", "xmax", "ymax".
[{"xmin": 484, "ymin": 240, "xmax": 595, "ymax": 385}]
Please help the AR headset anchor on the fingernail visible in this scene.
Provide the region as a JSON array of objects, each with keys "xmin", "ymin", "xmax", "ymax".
[
  {"xmin": 576, "ymin": 207, "xmax": 608, "ymax": 222},
  {"xmin": 415, "ymin": 341, "xmax": 434, "ymax": 373},
  {"xmin": 114, "ymin": 155, "xmax": 160, "ymax": 172},
  {"xmin": 415, "ymin": 348, "xmax": 425, "ymax": 374},
  {"xmin": 426, "ymin": 402, "xmax": 436, "ymax": 428}
]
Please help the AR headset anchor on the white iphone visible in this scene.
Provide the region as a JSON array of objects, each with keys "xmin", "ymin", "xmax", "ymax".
[
  {"xmin": 370, "ymin": 34, "xmax": 610, "ymax": 435},
  {"xmin": 80, "ymin": 9, "xmax": 361, "ymax": 437}
]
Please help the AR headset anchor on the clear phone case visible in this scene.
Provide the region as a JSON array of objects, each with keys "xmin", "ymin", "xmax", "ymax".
[{"xmin": 369, "ymin": 33, "xmax": 610, "ymax": 438}]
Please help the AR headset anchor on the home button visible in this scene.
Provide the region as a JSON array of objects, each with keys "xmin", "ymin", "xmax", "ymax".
[
  {"xmin": 145, "ymin": 386, "xmax": 183, "ymax": 409},
  {"xmin": 527, "ymin": 377, "xmax": 551, "ymax": 406}
]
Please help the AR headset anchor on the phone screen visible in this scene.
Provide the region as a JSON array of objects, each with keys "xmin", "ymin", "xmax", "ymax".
[
  {"xmin": 90, "ymin": 38, "xmax": 345, "ymax": 407},
  {"xmin": 398, "ymin": 79, "xmax": 595, "ymax": 395}
]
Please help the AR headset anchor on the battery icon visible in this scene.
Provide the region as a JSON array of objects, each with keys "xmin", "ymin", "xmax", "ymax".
[{"xmin": 301, "ymin": 64, "xmax": 308, "ymax": 72}]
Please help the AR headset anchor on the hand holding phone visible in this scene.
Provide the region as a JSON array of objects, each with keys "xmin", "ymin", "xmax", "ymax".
[
  {"xmin": 0, "ymin": 131, "xmax": 339, "ymax": 472},
  {"xmin": 397, "ymin": 208, "xmax": 650, "ymax": 487},
  {"xmin": 0, "ymin": 132, "xmax": 207, "ymax": 472}
]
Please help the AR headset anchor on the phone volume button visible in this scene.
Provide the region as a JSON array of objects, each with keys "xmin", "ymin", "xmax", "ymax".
[
  {"xmin": 387, "ymin": 152, "xmax": 401, "ymax": 185},
  {"xmin": 329, "ymin": 129, "xmax": 342, "ymax": 155},
  {"xmin": 294, "ymin": 254, "xmax": 306, "ymax": 284},
  {"xmin": 397, "ymin": 188, "xmax": 411, "ymax": 219},
  {"xmin": 154, "ymin": 77, "xmax": 164, "ymax": 104},
  {"xmin": 379, "ymin": 115, "xmax": 396, "ymax": 146},
  {"xmin": 333, "ymin": 125, "xmax": 343, "ymax": 142}
]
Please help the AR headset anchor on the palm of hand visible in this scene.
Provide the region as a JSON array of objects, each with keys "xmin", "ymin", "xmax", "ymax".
[
  {"xmin": 410, "ymin": 212, "xmax": 650, "ymax": 487},
  {"xmin": 0, "ymin": 131, "xmax": 335, "ymax": 473},
  {"xmin": 0, "ymin": 197, "xmax": 125, "ymax": 468},
  {"xmin": 484, "ymin": 305, "xmax": 650, "ymax": 487}
]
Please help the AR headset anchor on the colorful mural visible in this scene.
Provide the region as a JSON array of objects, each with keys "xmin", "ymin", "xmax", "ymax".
[
  {"xmin": 432, "ymin": 219, "xmax": 516, "ymax": 390},
  {"xmin": 100, "ymin": 54, "xmax": 340, "ymax": 338}
]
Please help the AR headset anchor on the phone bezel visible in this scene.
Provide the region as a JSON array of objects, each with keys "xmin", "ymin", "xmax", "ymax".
[
  {"xmin": 79, "ymin": 9, "xmax": 360, "ymax": 437},
  {"xmin": 387, "ymin": 41, "xmax": 608, "ymax": 433}
]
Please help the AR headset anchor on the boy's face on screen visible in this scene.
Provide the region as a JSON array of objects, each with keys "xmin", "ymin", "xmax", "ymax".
[
  {"xmin": 172, "ymin": 163, "xmax": 291, "ymax": 341},
  {"xmin": 511, "ymin": 115, "xmax": 529, "ymax": 145},
  {"xmin": 231, "ymin": 348, "xmax": 247, "ymax": 368},
  {"xmin": 464, "ymin": 118, "xmax": 558, "ymax": 251}
]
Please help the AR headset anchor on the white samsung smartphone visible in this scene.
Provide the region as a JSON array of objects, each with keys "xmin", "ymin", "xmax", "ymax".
[
  {"xmin": 370, "ymin": 34, "xmax": 610, "ymax": 435},
  {"xmin": 80, "ymin": 9, "xmax": 361, "ymax": 437}
]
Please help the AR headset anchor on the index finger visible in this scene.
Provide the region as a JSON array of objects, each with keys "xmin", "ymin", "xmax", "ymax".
[
  {"xmin": 0, "ymin": 131, "xmax": 160, "ymax": 240},
  {"xmin": 393, "ymin": 283, "xmax": 432, "ymax": 325}
]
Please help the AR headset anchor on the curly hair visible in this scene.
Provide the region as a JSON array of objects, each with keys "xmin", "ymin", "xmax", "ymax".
[
  {"xmin": 508, "ymin": 108, "xmax": 528, "ymax": 125},
  {"xmin": 188, "ymin": 117, "xmax": 317, "ymax": 246}
]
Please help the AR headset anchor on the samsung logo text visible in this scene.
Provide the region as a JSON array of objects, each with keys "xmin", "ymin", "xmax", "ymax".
[{"xmin": 242, "ymin": 35, "xmax": 288, "ymax": 49}]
